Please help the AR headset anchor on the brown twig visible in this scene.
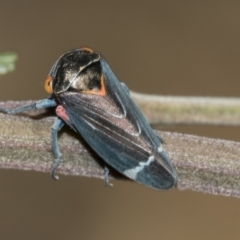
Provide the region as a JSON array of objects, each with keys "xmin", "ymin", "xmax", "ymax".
[
  {"xmin": 132, "ymin": 92, "xmax": 240, "ymax": 126},
  {"xmin": 0, "ymin": 97, "xmax": 240, "ymax": 198}
]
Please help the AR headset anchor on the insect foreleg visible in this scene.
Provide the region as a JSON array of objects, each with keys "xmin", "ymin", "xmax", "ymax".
[{"xmin": 0, "ymin": 98, "xmax": 57, "ymax": 114}]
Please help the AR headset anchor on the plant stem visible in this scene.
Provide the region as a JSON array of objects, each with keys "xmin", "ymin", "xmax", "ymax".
[{"xmin": 0, "ymin": 96, "xmax": 240, "ymax": 198}]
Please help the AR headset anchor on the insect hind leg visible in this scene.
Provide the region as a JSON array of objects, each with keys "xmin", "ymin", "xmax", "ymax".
[
  {"xmin": 104, "ymin": 166, "xmax": 113, "ymax": 187},
  {"xmin": 51, "ymin": 118, "xmax": 65, "ymax": 180}
]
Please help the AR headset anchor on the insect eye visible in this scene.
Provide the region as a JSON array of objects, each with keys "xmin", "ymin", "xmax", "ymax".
[{"xmin": 44, "ymin": 76, "xmax": 53, "ymax": 94}]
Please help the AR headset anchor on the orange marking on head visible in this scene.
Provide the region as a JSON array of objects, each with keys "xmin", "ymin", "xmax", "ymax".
[
  {"xmin": 80, "ymin": 47, "xmax": 94, "ymax": 53},
  {"xmin": 44, "ymin": 76, "xmax": 53, "ymax": 94},
  {"xmin": 82, "ymin": 74, "xmax": 106, "ymax": 96}
]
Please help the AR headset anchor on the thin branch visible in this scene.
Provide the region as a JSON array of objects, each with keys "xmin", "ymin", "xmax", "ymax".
[
  {"xmin": 131, "ymin": 92, "xmax": 240, "ymax": 126},
  {"xmin": 0, "ymin": 98, "xmax": 240, "ymax": 198}
]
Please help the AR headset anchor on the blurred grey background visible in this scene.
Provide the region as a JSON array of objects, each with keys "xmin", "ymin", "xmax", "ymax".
[{"xmin": 1, "ymin": 1, "xmax": 240, "ymax": 239}]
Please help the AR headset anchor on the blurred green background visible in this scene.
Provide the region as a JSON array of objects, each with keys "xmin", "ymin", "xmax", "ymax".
[{"xmin": 1, "ymin": 1, "xmax": 240, "ymax": 239}]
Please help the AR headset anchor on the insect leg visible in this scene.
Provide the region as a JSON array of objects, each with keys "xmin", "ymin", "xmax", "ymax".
[
  {"xmin": 104, "ymin": 166, "xmax": 113, "ymax": 187},
  {"xmin": 51, "ymin": 117, "xmax": 65, "ymax": 180},
  {"xmin": 0, "ymin": 98, "xmax": 57, "ymax": 114}
]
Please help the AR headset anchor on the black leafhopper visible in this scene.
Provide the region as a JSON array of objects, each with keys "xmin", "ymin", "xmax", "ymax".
[{"xmin": 0, "ymin": 47, "xmax": 177, "ymax": 190}]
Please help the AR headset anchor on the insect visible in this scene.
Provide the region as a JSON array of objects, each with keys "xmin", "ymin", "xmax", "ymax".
[{"xmin": 0, "ymin": 47, "xmax": 177, "ymax": 190}]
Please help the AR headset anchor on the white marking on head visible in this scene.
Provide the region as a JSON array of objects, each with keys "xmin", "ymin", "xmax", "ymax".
[{"xmin": 123, "ymin": 156, "xmax": 154, "ymax": 180}]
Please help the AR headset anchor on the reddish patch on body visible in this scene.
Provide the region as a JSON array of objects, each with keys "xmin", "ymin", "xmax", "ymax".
[{"xmin": 56, "ymin": 105, "xmax": 70, "ymax": 122}]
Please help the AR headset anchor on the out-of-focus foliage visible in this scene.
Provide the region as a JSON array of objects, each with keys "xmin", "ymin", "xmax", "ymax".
[{"xmin": 0, "ymin": 52, "xmax": 18, "ymax": 75}]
